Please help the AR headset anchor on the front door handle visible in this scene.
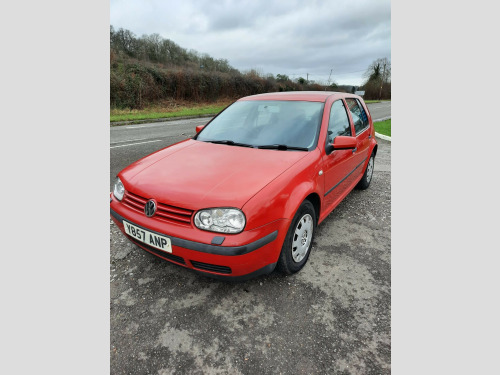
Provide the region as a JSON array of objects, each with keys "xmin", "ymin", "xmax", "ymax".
[{"xmin": 352, "ymin": 148, "xmax": 357, "ymax": 154}]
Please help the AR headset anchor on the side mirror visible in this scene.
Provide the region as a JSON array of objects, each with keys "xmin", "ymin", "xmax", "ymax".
[
  {"xmin": 195, "ymin": 125, "xmax": 205, "ymax": 133},
  {"xmin": 333, "ymin": 136, "xmax": 357, "ymax": 150},
  {"xmin": 326, "ymin": 136, "xmax": 357, "ymax": 155}
]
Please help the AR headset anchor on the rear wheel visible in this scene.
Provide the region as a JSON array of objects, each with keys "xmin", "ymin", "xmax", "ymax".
[
  {"xmin": 356, "ymin": 154, "xmax": 375, "ymax": 190},
  {"xmin": 277, "ymin": 200, "xmax": 316, "ymax": 275}
]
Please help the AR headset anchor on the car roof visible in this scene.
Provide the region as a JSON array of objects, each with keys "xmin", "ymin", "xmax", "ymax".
[{"xmin": 238, "ymin": 91, "xmax": 359, "ymax": 103}]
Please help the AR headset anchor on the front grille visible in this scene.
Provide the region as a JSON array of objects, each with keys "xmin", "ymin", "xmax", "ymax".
[
  {"xmin": 190, "ymin": 260, "xmax": 232, "ymax": 274},
  {"xmin": 128, "ymin": 237, "xmax": 185, "ymax": 265},
  {"xmin": 122, "ymin": 191, "xmax": 194, "ymax": 226},
  {"xmin": 122, "ymin": 191, "xmax": 147, "ymax": 211}
]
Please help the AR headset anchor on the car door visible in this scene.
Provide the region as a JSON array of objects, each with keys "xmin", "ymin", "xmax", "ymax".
[
  {"xmin": 322, "ymin": 99, "xmax": 359, "ymax": 209},
  {"xmin": 345, "ymin": 98, "xmax": 371, "ymax": 174}
]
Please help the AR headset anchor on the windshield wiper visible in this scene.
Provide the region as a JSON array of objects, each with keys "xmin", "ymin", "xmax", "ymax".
[
  {"xmin": 257, "ymin": 144, "xmax": 309, "ymax": 151},
  {"xmin": 205, "ymin": 140, "xmax": 255, "ymax": 148}
]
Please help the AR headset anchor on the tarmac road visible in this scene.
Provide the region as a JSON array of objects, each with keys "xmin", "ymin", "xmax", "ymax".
[
  {"xmin": 364, "ymin": 101, "xmax": 391, "ymax": 122},
  {"xmin": 110, "ymin": 101, "xmax": 391, "ymax": 374}
]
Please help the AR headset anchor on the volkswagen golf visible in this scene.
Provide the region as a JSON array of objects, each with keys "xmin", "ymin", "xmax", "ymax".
[{"xmin": 110, "ymin": 91, "xmax": 377, "ymax": 280}]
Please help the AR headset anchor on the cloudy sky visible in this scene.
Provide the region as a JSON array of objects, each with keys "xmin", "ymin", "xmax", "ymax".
[{"xmin": 110, "ymin": 0, "xmax": 391, "ymax": 86}]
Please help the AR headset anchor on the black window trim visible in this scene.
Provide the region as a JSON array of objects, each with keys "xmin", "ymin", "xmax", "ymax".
[{"xmin": 355, "ymin": 126, "xmax": 370, "ymax": 137}]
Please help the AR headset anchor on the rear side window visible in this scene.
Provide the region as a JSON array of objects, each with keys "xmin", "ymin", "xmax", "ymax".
[
  {"xmin": 345, "ymin": 98, "xmax": 369, "ymax": 134},
  {"xmin": 327, "ymin": 100, "xmax": 351, "ymax": 144}
]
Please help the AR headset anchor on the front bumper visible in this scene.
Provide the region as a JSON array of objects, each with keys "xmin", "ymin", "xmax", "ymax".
[{"xmin": 110, "ymin": 196, "xmax": 289, "ymax": 279}]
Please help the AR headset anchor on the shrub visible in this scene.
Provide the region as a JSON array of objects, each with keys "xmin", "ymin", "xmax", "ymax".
[{"xmin": 111, "ymin": 58, "xmax": 330, "ymax": 109}]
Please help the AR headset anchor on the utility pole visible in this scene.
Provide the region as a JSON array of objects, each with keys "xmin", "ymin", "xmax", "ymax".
[
  {"xmin": 306, "ymin": 73, "xmax": 309, "ymax": 84},
  {"xmin": 325, "ymin": 69, "xmax": 333, "ymax": 91},
  {"xmin": 379, "ymin": 62, "xmax": 386, "ymax": 100}
]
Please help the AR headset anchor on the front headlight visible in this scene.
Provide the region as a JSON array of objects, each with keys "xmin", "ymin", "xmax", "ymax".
[
  {"xmin": 194, "ymin": 208, "xmax": 246, "ymax": 234},
  {"xmin": 113, "ymin": 177, "xmax": 125, "ymax": 201}
]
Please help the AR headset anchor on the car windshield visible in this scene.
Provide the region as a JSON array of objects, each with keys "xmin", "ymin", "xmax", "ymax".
[{"xmin": 196, "ymin": 100, "xmax": 324, "ymax": 150}]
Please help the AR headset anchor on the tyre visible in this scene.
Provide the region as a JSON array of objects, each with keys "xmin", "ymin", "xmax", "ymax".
[
  {"xmin": 277, "ymin": 200, "xmax": 316, "ymax": 275},
  {"xmin": 356, "ymin": 154, "xmax": 375, "ymax": 190}
]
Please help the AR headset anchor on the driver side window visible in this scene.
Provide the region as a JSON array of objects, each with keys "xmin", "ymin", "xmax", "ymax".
[{"xmin": 327, "ymin": 100, "xmax": 352, "ymax": 144}]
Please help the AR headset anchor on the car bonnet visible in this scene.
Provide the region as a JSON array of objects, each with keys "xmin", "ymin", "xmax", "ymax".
[{"xmin": 119, "ymin": 139, "xmax": 308, "ymax": 210}]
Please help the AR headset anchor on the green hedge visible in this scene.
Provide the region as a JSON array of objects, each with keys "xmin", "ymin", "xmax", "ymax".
[{"xmin": 111, "ymin": 62, "xmax": 326, "ymax": 109}]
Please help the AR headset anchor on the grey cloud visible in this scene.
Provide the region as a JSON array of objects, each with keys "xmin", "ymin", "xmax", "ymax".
[{"xmin": 110, "ymin": 0, "xmax": 390, "ymax": 85}]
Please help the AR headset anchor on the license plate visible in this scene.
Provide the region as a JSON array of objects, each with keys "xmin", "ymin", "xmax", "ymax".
[{"xmin": 123, "ymin": 220, "xmax": 172, "ymax": 253}]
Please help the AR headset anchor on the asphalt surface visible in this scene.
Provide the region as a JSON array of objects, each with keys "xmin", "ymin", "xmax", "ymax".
[
  {"xmin": 364, "ymin": 102, "xmax": 391, "ymax": 123},
  {"xmin": 110, "ymin": 101, "xmax": 391, "ymax": 374}
]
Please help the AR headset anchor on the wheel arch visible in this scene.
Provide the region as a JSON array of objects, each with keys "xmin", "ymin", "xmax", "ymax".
[{"xmin": 304, "ymin": 192, "xmax": 321, "ymax": 224}]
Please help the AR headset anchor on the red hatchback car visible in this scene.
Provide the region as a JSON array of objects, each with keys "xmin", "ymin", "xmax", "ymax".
[{"xmin": 110, "ymin": 92, "xmax": 377, "ymax": 280}]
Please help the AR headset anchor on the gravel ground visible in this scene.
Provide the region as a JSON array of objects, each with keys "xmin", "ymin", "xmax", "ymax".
[{"xmin": 110, "ymin": 138, "xmax": 391, "ymax": 374}]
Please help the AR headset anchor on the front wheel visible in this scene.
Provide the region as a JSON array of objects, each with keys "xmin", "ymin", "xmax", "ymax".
[
  {"xmin": 277, "ymin": 200, "xmax": 316, "ymax": 275},
  {"xmin": 356, "ymin": 154, "xmax": 375, "ymax": 190}
]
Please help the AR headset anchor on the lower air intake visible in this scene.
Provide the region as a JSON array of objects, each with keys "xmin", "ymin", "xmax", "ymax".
[{"xmin": 190, "ymin": 260, "xmax": 232, "ymax": 274}]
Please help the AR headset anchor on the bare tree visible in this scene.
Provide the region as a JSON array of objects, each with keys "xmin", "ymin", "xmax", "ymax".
[
  {"xmin": 364, "ymin": 58, "xmax": 391, "ymax": 82},
  {"xmin": 362, "ymin": 58, "xmax": 391, "ymax": 100}
]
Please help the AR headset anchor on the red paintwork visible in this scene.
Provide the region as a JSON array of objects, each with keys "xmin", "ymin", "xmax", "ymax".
[
  {"xmin": 119, "ymin": 140, "xmax": 308, "ymax": 211},
  {"xmin": 241, "ymin": 91, "xmax": 335, "ymax": 102},
  {"xmin": 332, "ymin": 136, "xmax": 357, "ymax": 149},
  {"xmin": 110, "ymin": 92, "xmax": 377, "ymax": 278}
]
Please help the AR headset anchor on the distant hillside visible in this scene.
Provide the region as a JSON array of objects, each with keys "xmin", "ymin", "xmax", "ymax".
[
  {"xmin": 110, "ymin": 26, "xmax": 330, "ymax": 109},
  {"xmin": 110, "ymin": 26, "xmax": 239, "ymax": 73}
]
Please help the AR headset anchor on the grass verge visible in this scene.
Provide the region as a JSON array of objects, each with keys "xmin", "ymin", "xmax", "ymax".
[
  {"xmin": 110, "ymin": 101, "xmax": 231, "ymax": 122},
  {"xmin": 374, "ymin": 119, "xmax": 391, "ymax": 137},
  {"xmin": 364, "ymin": 100, "xmax": 391, "ymax": 104}
]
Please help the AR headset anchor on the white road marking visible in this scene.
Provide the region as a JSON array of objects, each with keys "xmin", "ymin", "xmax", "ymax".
[
  {"xmin": 123, "ymin": 119, "xmax": 209, "ymax": 129},
  {"xmin": 111, "ymin": 137, "xmax": 154, "ymax": 145},
  {"xmin": 124, "ymin": 125, "xmax": 157, "ymax": 129},
  {"xmin": 110, "ymin": 139, "xmax": 163, "ymax": 149}
]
